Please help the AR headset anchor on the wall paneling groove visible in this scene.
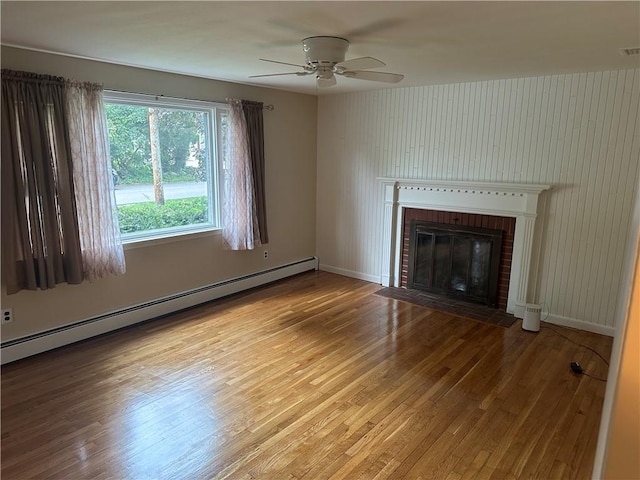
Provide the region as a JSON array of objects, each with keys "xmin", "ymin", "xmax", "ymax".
[{"xmin": 317, "ymin": 69, "xmax": 639, "ymax": 331}]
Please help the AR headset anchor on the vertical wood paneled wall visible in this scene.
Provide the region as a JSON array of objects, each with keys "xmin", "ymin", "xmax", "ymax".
[{"xmin": 317, "ymin": 69, "xmax": 639, "ymax": 332}]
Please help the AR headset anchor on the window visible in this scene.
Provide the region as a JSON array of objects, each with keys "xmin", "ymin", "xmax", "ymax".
[{"xmin": 104, "ymin": 92, "xmax": 227, "ymax": 242}]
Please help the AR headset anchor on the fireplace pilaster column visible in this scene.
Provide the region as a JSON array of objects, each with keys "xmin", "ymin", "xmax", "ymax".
[
  {"xmin": 508, "ymin": 214, "xmax": 537, "ymax": 314},
  {"xmin": 380, "ymin": 181, "xmax": 398, "ymax": 287}
]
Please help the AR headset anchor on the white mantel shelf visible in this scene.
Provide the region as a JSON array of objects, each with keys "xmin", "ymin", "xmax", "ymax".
[
  {"xmin": 378, "ymin": 178, "xmax": 553, "ymax": 315},
  {"xmin": 378, "ymin": 178, "xmax": 552, "ymax": 195}
]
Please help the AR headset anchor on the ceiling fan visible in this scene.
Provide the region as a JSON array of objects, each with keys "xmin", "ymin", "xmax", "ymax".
[{"xmin": 250, "ymin": 36, "xmax": 404, "ymax": 88}]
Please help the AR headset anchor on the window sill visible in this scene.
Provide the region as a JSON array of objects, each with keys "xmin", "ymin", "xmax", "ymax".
[{"xmin": 123, "ymin": 227, "xmax": 222, "ymax": 250}]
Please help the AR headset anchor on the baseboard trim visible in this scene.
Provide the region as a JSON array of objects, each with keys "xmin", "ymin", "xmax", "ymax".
[
  {"xmin": 318, "ymin": 264, "xmax": 380, "ymax": 284},
  {"xmin": 1, "ymin": 257, "xmax": 318, "ymax": 364},
  {"xmin": 543, "ymin": 314, "xmax": 615, "ymax": 337}
]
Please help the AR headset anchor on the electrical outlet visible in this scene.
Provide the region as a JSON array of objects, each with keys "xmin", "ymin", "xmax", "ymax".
[
  {"xmin": 2, "ymin": 308, "xmax": 13, "ymax": 324},
  {"xmin": 263, "ymin": 250, "xmax": 269, "ymax": 259}
]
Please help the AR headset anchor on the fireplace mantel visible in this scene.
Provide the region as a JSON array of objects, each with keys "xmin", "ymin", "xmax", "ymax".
[{"xmin": 378, "ymin": 178, "xmax": 552, "ymax": 315}]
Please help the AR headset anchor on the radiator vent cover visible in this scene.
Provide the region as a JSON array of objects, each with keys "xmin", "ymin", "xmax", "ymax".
[{"xmin": 619, "ymin": 47, "xmax": 640, "ymax": 56}]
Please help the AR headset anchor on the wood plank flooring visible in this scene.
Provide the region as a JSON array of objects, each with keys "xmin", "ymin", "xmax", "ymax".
[{"xmin": 1, "ymin": 271, "xmax": 612, "ymax": 479}]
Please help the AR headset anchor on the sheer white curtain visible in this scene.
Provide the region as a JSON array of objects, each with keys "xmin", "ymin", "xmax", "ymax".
[
  {"xmin": 223, "ymin": 99, "xmax": 261, "ymax": 250},
  {"xmin": 65, "ymin": 81, "xmax": 126, "ymax": 280}
]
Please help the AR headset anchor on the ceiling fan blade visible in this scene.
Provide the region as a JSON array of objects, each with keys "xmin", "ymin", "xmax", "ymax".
[
  {"xmin": 249, "ymin": 71, "xmax": 311, "ymax": 78},
  {"xmin": 344, "ymin": 18, "xmax": 407, "ymax": 40},
  {"xmin": 341, "ymin": 70, "xmax": 404, "ymax": 84},
  {"xmin": 317, "ymin": 75, "xmax": 337, "ymax": 88},
  {"xmin": 336, "ymin": 56, "xmax": 386, "ymax": 71},
  {"xmin": 259, "ymin": 58, "xmax": 308, "ymax": 69}
]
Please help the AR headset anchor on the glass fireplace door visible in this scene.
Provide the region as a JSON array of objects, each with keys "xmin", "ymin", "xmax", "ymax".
[{"xmin": 407, "ymin": 221, "xmax": 502, "ymax": 307}]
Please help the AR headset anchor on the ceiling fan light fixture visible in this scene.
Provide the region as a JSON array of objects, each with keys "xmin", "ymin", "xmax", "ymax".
[
  {"xmin": 317, "ymin": 75, "xmax": 337, "ymax": 88},
  {"xmin": 316, "ymin": 67, "xmax": 334, "ymax": 79}
]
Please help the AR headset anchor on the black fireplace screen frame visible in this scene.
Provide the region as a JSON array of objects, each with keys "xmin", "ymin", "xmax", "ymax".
[{"xmin": 407, "ymin": 220, "xmax": 503, "ymax": 307}]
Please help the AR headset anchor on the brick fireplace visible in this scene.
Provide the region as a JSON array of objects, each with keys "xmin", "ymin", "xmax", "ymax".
[
  {"xmin": 379, "ymin": 179, "xmax": 551, "ymax": 316},
  {"xmin": 402, "ymin": 209, "xmax": 516, "ymax": 310}
]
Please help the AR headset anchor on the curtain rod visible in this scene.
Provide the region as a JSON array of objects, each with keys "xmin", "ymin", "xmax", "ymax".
[{"xmin": 105, "ymin": 88, "xmax": 274, "ymax": 111}]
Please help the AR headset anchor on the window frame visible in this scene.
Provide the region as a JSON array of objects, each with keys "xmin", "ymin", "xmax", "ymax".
[{"xmin": 103, "ymin": 91, "xmax": 227, "ymax": 244}]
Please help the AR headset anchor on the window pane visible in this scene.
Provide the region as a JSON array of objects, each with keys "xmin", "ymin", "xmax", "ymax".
[{"xmin": 105, "ymin": 100, "xmax": 218, "ymax": 239}]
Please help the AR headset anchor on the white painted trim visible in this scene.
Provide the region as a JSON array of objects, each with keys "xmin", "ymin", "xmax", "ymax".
[
  {"xmin": 543, "ymin": 315, "xmax": 615, "ymax": 337},
  {"xmin": 378, "ymin": 178, "xmax": 552, "ymax": 314},
  {"xmin": 319, "ymin": 264, "xmax": 381, "ymax": 284},
  {"xmin": 1, "ymin": 258, "xmax": 317, "ymax": 364},
  {"xmin": 377, "ymin": 178, "xmax": 553, "ymax": 196}
]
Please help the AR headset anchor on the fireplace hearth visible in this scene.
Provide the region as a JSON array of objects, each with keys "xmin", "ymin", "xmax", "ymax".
[{"xmin": 407, "ymin": 221, "xmax": 502, "ymax": 307}]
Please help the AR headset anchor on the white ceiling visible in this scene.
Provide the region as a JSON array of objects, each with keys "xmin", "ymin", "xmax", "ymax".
[{"xmin": 2, "ymin": 1, "xmax": 639, "ymax": 96}]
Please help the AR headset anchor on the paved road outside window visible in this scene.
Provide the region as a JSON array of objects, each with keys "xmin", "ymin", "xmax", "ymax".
[{"xmin": 114, "ymin": 182, "xmax": 207, "ymax": 205}]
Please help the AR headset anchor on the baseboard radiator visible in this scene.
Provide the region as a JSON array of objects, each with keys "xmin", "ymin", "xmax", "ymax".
[{"xmin": 1, "ymin": 257, "xmax": 318, "ymax": 364}]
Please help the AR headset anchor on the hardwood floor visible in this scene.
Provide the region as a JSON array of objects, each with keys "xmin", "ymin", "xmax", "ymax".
[{"xmin": 1, "ymin": 271, "xmax": 612, "ymax": 479}]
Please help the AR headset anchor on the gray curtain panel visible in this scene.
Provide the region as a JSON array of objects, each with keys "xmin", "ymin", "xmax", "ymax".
[
  {"xmin": 241, "ymin": 100, "xmax": 268, "ymax": 245},
  {"xmin": 1, "ymin": 69, "xmax": 83, "ymax": 294}
]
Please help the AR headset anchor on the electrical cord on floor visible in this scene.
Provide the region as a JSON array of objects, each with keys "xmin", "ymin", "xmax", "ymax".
[
  {"xmin": 538, "ymin": 303, "xmax": 610, "ymax": 366},
  {"xmin": 581, "ymin": 372, "xmax": 608, "ymax": 382},
  {"xmin": 541, "ymin": 324, "xmax": 609, "ymax": 382},
  {"xmin": 541, "ymin": 324, "xmax": 610, "ymax": 366}
]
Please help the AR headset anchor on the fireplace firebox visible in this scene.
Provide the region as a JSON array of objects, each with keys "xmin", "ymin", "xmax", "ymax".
[{"xmin": 407, "ymin": 221, "xmax": 503, "ymax": 307}]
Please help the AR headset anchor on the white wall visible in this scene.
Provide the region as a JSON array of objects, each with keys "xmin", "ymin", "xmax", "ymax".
[
  {"xmin": 592, "ymin": 167, "xmax": 640, "ymax": 479},
  {"xmin": 1, "ymin": 46, "xmax": 317, "ymax": 344},
  {"xmin": 317, "ymin": 69, "xmax": 640, "ymax": 333},
  {"xmin": 600, "ymin": 243, "xmax": 640, "ymax": 479}
]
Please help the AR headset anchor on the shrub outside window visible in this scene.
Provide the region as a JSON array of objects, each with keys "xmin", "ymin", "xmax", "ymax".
[{"xmin": 103, "ymin": 91, "xmax": 227, "ymax": 241}]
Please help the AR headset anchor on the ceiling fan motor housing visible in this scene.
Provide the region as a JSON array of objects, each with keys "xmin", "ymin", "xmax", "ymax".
[{"xmin": 302, "ymin": 36, "xmax": 349, "ymax": 67}]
